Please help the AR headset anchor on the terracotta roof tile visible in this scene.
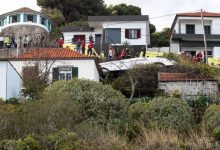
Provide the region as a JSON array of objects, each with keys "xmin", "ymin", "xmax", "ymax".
[
  {"xmin": 177, "ymin": 11, "xmax": 220, "ymax": 17},
  {"xmin": 10, "ymin": 48, "xmax": 95, "ymax": 60}
]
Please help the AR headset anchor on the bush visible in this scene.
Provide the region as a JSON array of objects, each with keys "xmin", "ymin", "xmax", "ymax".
[
  {"xmin": 43, "ymin": 79, "xmax": 128, "ymax": 131},
  {"xmin": 212, "ymin": 127, "xmax": 220, "ymax": 141},
  {"xmin": 41, "ymin": 130, "xmax": 80, "ymax": 149},
  {"xmin": 204, "ymin": 104, "xmax": 220, "ymax": 131},
  {"xmin": 143, "ymin": 97, "xmax": 194, "ymax": 133},
  {"xmin": 186, "ymin": 96, "xmax": 214, "ymax": 124},
  {"xmin": 0, "ymin": 135, "xmax": 40, "ymax": 150}
]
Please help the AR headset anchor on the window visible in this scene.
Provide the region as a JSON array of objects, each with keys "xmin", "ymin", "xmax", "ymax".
[
  {"xmin": 207, "ymin": 51, "xmax": 212, "ymax": 58},
  {"xmin": 52, "ymin": 67, "xmax": 78, "ymax": 82},
  {"xmin": 59, "ymin": 68, "xmax": 72, "ymax": 81},
  {"xmin": 204, "ymin": 25, "xmax": 211, "ymax": 34},
  {"xmin": 125, "ymin": 29, "xmax": 141, "ymax": 39},
  {"xmin": 48, "ymin": 22, "xmax": 51, "ymax": 31},
  {"xmin": 40, "ymin": 16, "xmax": 46, "ymax": 26},
  {"xmin": 9, "ymin": 14, "xmax": 20, "ymax": 23},
  {"xmin": 186, "ymin": 24, "xmax": 195, "ymax": 34},
  {"xmin": 24, "ymin": 14, "xmax": 37, "ymax": 23}
]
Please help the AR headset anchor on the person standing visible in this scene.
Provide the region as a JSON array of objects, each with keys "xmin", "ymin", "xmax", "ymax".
[
  {"xmin": 197, "ymin": 51, "xmax": 203, "ymax": 62},
  {"xmin": 10, "ymin": 34, "xmax": 16, "ymax": 48},
  {"xmin": 120, "ymin": 49, "xmax": 126, "ymax": 59},
  {"xmin": 76, "ymin": 38, "xmax": 81, "ymax": 53},
  {"xmin": 88, "ymin": 41, "xmax": 93, "ymax": 56},
  {"xmin": 0, "ymin": 34, "xmax": 3, "ymax": 49},
  {"xmin": 89, "ymin": 33, "xmax": 94, "ymax": 43},
  {"xmin": 108, "ymin": 47, "xmax": 113, "ymax": 59},
  {"xmin": 23, "ymin": 35, "xmax": 30, "ymax": 48},
  {"xmin": 4, "ymin": 35, "xmax": 10, "ymax": 48},
  {"xmin": 81, "ymin": 40, "xmax": 85, "ymax": 54},
  {"xmin": 57, "ymin": 38, "xmax": 64, "ymax": 48}
]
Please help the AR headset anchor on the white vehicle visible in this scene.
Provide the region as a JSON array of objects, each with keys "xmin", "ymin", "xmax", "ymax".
[{"xmin": 99, "ymin": 57, "xmax": 175, "ymax": 72}]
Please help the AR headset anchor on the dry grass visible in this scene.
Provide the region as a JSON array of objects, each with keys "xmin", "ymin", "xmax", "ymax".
[{"xmin": 133, "ymin": 128, "xmax": 220, "ymax": 150}]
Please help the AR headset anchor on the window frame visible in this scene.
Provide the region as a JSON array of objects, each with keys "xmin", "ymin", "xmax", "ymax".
[
  {"xmin": 58, "ymin": 67, "xmax": 72, "ymax": 81},
  {"xmin": 186, "ymin": 24, "xmax": 195, "ymax": 34},
  {"xmin": 9, "ymin": 15, "xmax": 20, "ymax": 23},
  {"xmin": 204, "ymin": 25, "xmax": 211, "ymax": 35},
  {"xmin": 52, "ymin": 67, "xmax": 78, "ymax": 82},
  {"xmin": 125, "ymin": 29, "xmax": 141, "ymax": 39},
  {"xmin": 40, "ymin": 16, "xmax": 47, "ymax": 26}
]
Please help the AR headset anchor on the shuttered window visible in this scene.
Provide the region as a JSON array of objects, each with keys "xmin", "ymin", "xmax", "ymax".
[
  {"xmin": 125, "ymin": 29, "xmax": 141, "ymax": 39},
  {"xmin": 52, "ymin": 67, "xmax": 78, "ymax": 82}
]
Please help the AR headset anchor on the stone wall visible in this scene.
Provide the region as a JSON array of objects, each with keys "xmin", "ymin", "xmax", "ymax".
[{"xmin": 158, "ymin": 80, "xmax": 218, "ymax": 96}]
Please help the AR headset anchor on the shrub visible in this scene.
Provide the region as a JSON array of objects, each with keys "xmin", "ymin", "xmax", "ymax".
[
  {"xmin": 0, "ymin": 135, "xmax": 40, "ymax": 150},
  {"xmin": 43, "ymin": 79, "xmax": 128, "ymax": 131},
  {"xmin": 127, "ymin": 102, "xmax": 149, "ymax": 139},
  {"xmin": 186, "ymin": 96, "xmax": 214, "ymax": 124},
  {"xmin": 212, "ymin": 127, "xmax": 220, "ymax": 141},
  {"xmin": 143, "ymin": 97, "xmax": 194, "ymax": 133},
  {"xmin": 16, "ymin": 135, "xmax": 40, "ymax": 150},
  {"xmin": 204, "ymin": 104, "xmax": 220, "ymax": 131},
  {"xmin": 41, "ymin": 130, "xmax": 80, "ymax": 149},
  {"xmin": 11, "ymin": 93, "xmax": 82, "ymax": 137}
]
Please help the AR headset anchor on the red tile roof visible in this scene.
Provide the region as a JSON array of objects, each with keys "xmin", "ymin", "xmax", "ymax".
[
  {"xmin": 158, "ymin": 72, "xmax": 216, "ymax": 82},
  {"xmin": 177, "ymin": 11, "xmax": 220, "ymax": 17},
  {"xmin": 10, "ymin": 48, "xmax": 95, "ymax": 60}
]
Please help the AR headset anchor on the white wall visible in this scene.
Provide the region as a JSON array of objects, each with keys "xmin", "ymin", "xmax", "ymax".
[
  {"xmin": 63, "ymin": 31, "xmax": 102, "ymax": 44},
  {"xmin": 0, "ymin": 62, "xmax": 7, "ymax": 99},
  {"xmin": 102, "ymin": 21, "xmax": 149, "ymax": 46},
  {"xmin": 173, "ymin": 16, "xmax": 220, "ymax": 34},
  {"xmin": 211, "ymin": 18, "xmax": 220, "ymax": 34},
  {"xmin": 0, "ymin": 61, "xmax": 22, "ymax": 100},
  {"xmin": 170, "ymin": 41, "xmax": 180, "ymax": 54},
  {"xmin": 9, "ymin": 59, "xmax": 100, "ymax": 82},
  {"xmin": 213, "ymin": 47, "xmax": 220, "ymax": 58},
  {"xmin": 6, "ymin": 62, "xmax": 22, "ymax": 99}
]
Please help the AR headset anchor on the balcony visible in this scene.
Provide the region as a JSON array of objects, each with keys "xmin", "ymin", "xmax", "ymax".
[{"xmin": 171, "ymin": 34, "xmax": 220, "ymax": 42}]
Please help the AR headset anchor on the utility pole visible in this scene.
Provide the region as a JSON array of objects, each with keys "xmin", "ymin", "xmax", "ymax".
[{"xmin": 201, "ymin": 9, "xmax": 208, "ymax": 64}]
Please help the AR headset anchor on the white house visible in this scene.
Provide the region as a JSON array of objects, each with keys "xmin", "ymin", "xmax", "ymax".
[
  {"xmin": 0, "ymin": 48, "xmax": 100, "ymax": 100},
  {"xmin": 61, "ymin": 15, "xmax": 150, "ymax": 52},
  {"xmin": 170, "ymin": 11, "xmax": 220, "ymax": 58}
]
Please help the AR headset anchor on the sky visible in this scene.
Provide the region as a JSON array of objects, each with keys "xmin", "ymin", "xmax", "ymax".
[{"xmin": 1, "ymin": 0, "xmax": 220, "ymax": 31}]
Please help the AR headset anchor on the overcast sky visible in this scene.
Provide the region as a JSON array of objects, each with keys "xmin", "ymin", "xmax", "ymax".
[{"xmin": 1, "ymin": 0, "xmax": 220, "ymax": 31}]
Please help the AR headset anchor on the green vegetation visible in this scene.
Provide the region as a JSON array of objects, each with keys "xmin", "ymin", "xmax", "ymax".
[
  {"xmin": 107, "ymin": 3, "xmax": 141, "ymax": 16},
  {"xmin": 1, "ymin": 78, "xmax": 220, "ymax": 149},
  {"xmin": 1, "ymin": 54, "xmax": 220, "ymax": 149}
]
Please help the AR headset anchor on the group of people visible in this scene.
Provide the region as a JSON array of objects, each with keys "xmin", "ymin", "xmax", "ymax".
[
  {"xmin": 0, "ymin": 34, "xmax": 33, "ymax": 49},
  {"xmin": 108, "ymin": 44, "xmax": 131, "ymax": 60},
  {"xmin": 185, "ymin": 51, "xmax": 203, "ymax": 63},
  {"xmin": 0, "ymin": 34, "xmax": 17, "ymax": 49}
]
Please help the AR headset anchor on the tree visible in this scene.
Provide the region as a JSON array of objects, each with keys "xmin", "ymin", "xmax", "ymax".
[
  {"xmin": 107, "ymin": 3, "xmax": 141, "ymax": 15},
  {"xmin": 150, "ymin": 23, "xmax": 156, "ymax": 35},
  {"xmin": 37, "ymin": 0, "xmax": 108, "ymax": 23},
  {"xmin": 22, "ymin": 59, "xmax": 55, "ymax": 100},
  {"xmin": 111, "ymin": 64, "xmax": 163, "ymax": 99},
  {"xmin": 42, "ymin": 8, "xmax": 65, "ymax": 26},
  {"xmin": 150, "ymin": 27, "xmax": 171, "ymax": 47}
]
